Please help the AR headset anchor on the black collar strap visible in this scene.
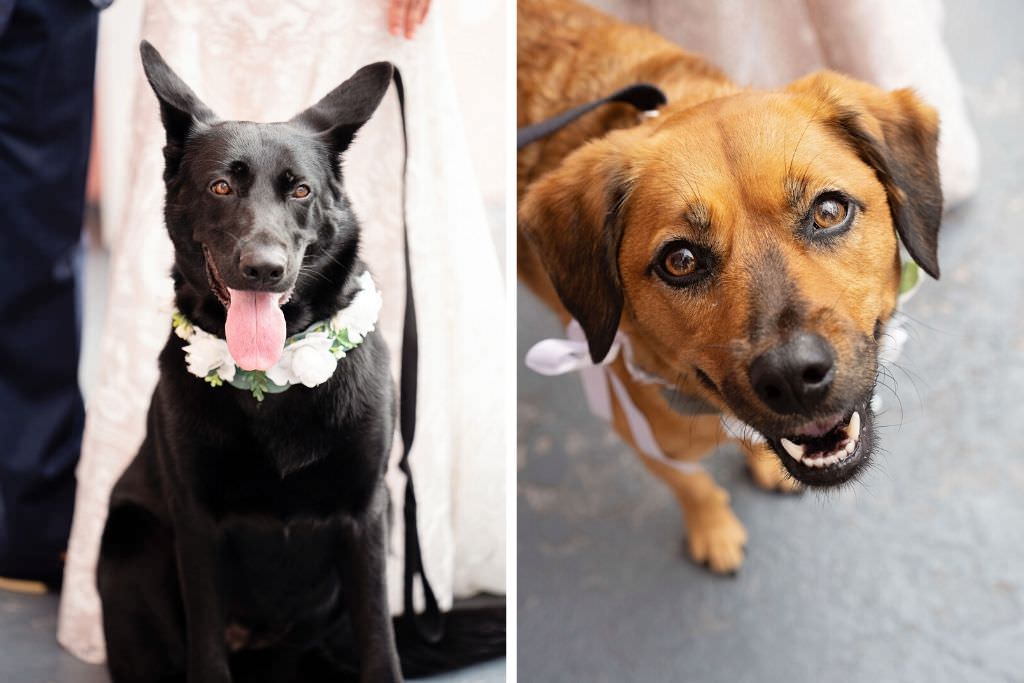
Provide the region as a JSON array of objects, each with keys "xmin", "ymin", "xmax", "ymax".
[{"xmin": 516, "ymin": 82, "xmax": 667, "ymax": 150}]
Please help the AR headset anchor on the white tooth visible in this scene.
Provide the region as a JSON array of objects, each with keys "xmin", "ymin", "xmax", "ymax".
[
  {"xmin": 845, "ymin": 440, "xmax": 856, "ymax": 455},
  {"xmin": 837, "ymin": 446, "xmax": 849, "ymax": 460},
  {"xmin": 847, "ymin": 411, "xmax": 861, "ymax": 441},
  {"xmin": 780, "ymin": 438, "xmax": 805, "ymax": 462}
]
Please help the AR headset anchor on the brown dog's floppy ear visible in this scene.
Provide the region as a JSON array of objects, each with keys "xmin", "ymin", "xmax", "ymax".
[
  {"xmin": 788, "ymin": 72, "xmax": 943, "ymax": 278},
  {"xmin": 520, "ymin": 137, "xmax": 634, "ymax": 362}
]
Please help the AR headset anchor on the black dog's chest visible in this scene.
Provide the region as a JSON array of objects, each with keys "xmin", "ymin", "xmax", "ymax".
[
  {"xmin": 201, "ymin": 441, "xmax": 379, "ymax": 646},
  {"xmin": 196, "ymin": 429, "xmax": 381, "ymax": 521},
  {"xmin": 217, "ymin": 514, "xmax": 346, "ymax": 649}
]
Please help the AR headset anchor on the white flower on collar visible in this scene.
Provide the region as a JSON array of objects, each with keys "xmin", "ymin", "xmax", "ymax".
[
  {"xmin": 171, "ymin": 271, "xmax": 382, "ymax": 401},
  {"xmin": 266, "ymin": 335, "xmax": 337, "ymax": 388},
  {"xmin": 330, "ymin": 271, "xmax": 383, "ymax": 345},
  {"xmin": 183, "ymin": 329, "xmax": 236, "ymax": 383}
]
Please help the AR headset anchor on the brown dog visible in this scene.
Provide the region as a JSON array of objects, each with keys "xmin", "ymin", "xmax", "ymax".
[{"xmin": 518, "ymin": 0, "xmax": 941, "ymax": 573}]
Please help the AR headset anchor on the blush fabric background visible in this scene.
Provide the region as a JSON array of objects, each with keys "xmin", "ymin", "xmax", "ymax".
[{"xmin": 589, "ymin": 0, "xmax": 979, "ymax": 208}]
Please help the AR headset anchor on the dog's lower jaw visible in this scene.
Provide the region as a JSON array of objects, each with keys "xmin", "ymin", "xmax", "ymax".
[{"xmin": 765, "ymin": 402, "xmax": 876, "ymax": 488}]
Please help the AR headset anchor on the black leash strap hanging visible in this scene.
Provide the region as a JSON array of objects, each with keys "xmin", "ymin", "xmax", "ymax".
[
  {"xmin": 516, "ymin": 82, "xmax": 667, "ymax": 150},
  {"xmin": 393, "ymin": 67, "xmax": 444, "ymax": 644}
]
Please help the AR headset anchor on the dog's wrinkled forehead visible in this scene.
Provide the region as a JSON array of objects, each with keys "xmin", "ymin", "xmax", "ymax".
[
  {"xmin": 628, "ymin": 95, "xmax": 900, "ymax": 313},
  {"xmin": 646, "ymin": 95, "xmax": 872, "ymax": 208},
  {"xmin": 185, "ymin": 121, "xmax": 330, "ymax": 184}
]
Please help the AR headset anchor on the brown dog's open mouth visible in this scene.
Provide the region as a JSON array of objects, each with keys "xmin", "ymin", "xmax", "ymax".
[
  {"xmin": 780, "ymin": 411, "xmax": 861, "ymax": 468},
  {"xmin": 765, "ymin": 403, "xmax": 873, "ymax": 486}
]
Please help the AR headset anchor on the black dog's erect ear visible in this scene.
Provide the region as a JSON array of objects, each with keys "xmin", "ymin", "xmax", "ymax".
[
  {"xmin": 290, "ymin": 62, "xmax": 395, "ymax": 155},
  {"xmin": 139, "ymin": 41, "xmax": 217, "ymax": 176},
  {"xmin": 788, "ymin": 72, "xmax": 943, "ymax": 279},
  {"xmin": 519, "ymin": 135, "xmax": 634, "ymax": 363}
]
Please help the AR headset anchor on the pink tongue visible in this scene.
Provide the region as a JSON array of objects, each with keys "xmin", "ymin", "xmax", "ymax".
[{"xmin": 225, "ymin": 289, "xmax": 286, "ymax": 371}]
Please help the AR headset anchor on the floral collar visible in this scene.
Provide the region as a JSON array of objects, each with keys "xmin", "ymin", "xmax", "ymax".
[{"xmin": 171, "ymin": 271, "xmax": 383, "ymax": 401}]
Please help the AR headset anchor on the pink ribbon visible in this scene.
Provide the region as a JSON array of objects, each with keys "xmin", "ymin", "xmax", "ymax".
[{"xmin": 526, "ymin": 321, "xmax": 705, "ymax": 475}]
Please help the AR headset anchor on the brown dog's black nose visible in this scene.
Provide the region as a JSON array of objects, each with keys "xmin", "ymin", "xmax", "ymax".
[
  {"xmin": 239, "ymin": 247, "xmax": 286, "ymax": 288},
  {"xmin": 749, "ymin": 333, "xmax": 835, "ymax": 415}
]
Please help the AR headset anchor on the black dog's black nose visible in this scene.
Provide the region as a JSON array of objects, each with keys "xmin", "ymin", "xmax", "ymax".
[
  {"xmin": 749, "ymin": 333, "xmax": 835, "ymax": 415},
  {"xmin": 239, "ymin": 248, "xmax": 286, "ymax": 288}
]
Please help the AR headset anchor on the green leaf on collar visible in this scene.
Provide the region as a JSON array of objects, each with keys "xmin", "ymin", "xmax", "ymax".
[{"xmin": 899, "ymin": 260, "xmax": 920, "ymax": 296}]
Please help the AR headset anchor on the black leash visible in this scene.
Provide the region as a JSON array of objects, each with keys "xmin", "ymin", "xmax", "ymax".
[
  {"xmin": 516, "ymin": 82, "xmax": 667, "ymax": 150},
  {"xmin": 392, "ymin": 67, "xmax": 444, "ymax": 644}
]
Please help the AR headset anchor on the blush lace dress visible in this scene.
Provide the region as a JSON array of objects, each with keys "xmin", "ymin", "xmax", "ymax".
[{"xmin": 58, "ymin": 0, "xmax": 505, "ymax": 663}]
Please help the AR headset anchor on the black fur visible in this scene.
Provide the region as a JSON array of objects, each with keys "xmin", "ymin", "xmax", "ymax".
[{"xmin": 96, "ymin": 42, "xmax": 503, "ymax": 683}]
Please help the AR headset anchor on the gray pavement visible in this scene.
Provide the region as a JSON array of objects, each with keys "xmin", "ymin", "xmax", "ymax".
[{"xmin": 517, "ymin": 2, "xmax": 1024, "ymax": 682}]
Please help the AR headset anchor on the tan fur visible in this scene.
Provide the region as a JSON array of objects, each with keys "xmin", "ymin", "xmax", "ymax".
[{"xmin": 518, "ymin": 0, "xmax": 940, "ymax": 572}]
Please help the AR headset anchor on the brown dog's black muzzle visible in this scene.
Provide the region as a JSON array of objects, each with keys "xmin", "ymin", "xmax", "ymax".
[{"xmin": 748, "ymin": 332, "xmax": 835, "ymax": 416}]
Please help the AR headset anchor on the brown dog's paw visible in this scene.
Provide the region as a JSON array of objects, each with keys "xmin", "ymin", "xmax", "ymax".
[
  {"xmin": 745, "ymin": 444, "xmax": 804, "ymax": 494},
  {"xmin": 685, "ymin": 507, "xmax": 748, "ymax": 574}
]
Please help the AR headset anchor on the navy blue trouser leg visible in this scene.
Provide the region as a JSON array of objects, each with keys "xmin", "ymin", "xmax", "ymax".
[{"xmin": 0, "ymin": 0, "xmax": 98, "ymax": 586}]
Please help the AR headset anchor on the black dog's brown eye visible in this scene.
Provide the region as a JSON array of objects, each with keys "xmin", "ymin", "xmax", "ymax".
[
  {"xmin": 813, "ymin": 196, "xmax": 849, "ymax": 230},
  {"xmin": 663, "ymin": 246, "xmax": 697, "ymax": 278},
  {"xmin": 210, "ymin": 180, "xmax": 232, "ymax": 196},
  {"xmin": 292, "ymin": 184, "xmax": 311, "ymax": 199}
]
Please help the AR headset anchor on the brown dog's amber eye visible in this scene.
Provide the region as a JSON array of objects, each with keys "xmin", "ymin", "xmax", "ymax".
[
  {"xmin": 210, "ymin": 180, "xmax": 232, "ymax": 196},
  {"xmin": 654, "ymin": 240, "xmax": 711, "ymax": 287},
  {"xmin": 292, "ymin": 184, "xmax": 311, "ymax": 199},
  {"xmin": 813, "ymin": 196, "xmax": 849, "ymax": 230},
  {"xmin": 664, "ymin": 247, "xmax": 697, "ymax": 278}
]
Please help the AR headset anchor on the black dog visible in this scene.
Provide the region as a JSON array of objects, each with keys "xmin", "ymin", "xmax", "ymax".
[{"xmin": 97, "ymin": 43, "xmax": 502, "ymax": 683}]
